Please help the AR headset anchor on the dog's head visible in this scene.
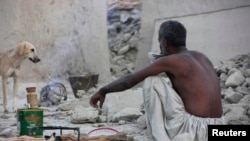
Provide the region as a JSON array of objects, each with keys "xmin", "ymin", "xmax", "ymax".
[{"xmin": 17, "ymin": 41, "xmax": 41, "ymax": 63}]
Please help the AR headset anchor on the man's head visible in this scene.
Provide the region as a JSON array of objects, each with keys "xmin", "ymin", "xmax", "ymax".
[{"xmin": 158, "ymin": 20, "xmax": 186, "ymax": 55}]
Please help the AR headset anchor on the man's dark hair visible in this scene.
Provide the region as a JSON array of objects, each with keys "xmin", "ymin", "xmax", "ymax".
[{"xmin": 158, "ymin": 20, "xmax": 186, "ymax": 47}]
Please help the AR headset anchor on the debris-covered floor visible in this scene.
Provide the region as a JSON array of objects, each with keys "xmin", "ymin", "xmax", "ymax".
[
  {"xmin": 1, "ymin": 53, "xmax": 250, "ymax": 141},
  {"xmin": 0, "ymin": 81, "xmax": 150, "ymax": 141}
]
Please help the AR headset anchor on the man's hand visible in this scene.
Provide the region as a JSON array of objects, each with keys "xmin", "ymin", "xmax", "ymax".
[{"xmin": 89, "ymin": 91, "xmax": 106, "ymax": 109}]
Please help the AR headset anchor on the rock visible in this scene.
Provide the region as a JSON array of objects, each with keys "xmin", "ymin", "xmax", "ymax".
[
  {"xmin": 246, "ymin": 69, "xmax": 250, "ymax": 77},
  {"xmin": 98, "ymin": 115, "xmax": 108, "ymax": 123},
  {"xmin": 131, "ymin": 14, "xmax": 141, "ymax": 23},
  {"xmin": 136, "ymin": 115, "xmax": 146, "ymax": 129},
  {"xmin": 112, "ymin": 55, "xmax": 125, "ymax": 63},
  {"xmin": 228, "ymin": 68, "xmax": 238, "ymax": 76},
  {"xmin": 102, "ymin": 88, "xmax": 143, "ymax": 120},
  {"xmin": 221, "ymin": 87, "xmax": 234, "ymax": 98},
  {"xmin": 224, "ymin": 106, "xmax": 246, "ymax": 124},
  {"xmin": 0, "ymin": 128, "xmax": 12, "ymax": 137},
  {"xmin": 107, "ymin": 8, "xmax": 120, "ymax": 21},
  {"xmin": 71, "ymin": 106, "xmax": 99, "ymax": 124},
  {"xmin": 111, "ymin": 108, "xmax": 143, "ymax": 122},
  {"xmin": 224, "ymin": 92, "xmax": 243, "ymax": 103},
  {"xmin": 118, "ymin": 120, "xmax": 127, "ymax": 125},
  {"xmin": 125, "ymin": 63, "xmax": 135, "ymax": 71},
  {"xmin": 219, "ymin": 73, "xmax": 228, "ymax": 82},
  {"xmin": 128, "ymin": 35, "xmax": 139, "ymax": 49},
  {"xmin": 218, "ymin": 61, "xmax": 237, "ymax": 73},
  {"xmin": 235, "ymin": 86, "xmax": 250, "ymax": 95},
  {"xmin": 118, "ymin": 45, "xmax": 130, "ymax": 55},
  {"xmin": 245, "ymin": 78, "xmax": 250, "ymax": 86},
  {"xmin": 248, "ymin": 108, "xmax": 250, "ymax": 117},
  {"xmin": 58, "ymin": 96, "xmax": 90, "ymax": 111},
  {"xmin": 120, "ymin": 12, "xmax": 130, "ymax": 23},
  {"xmin": 123, "ymin": 33, "xmax": 132, "ymax": 42},
  {"xmin": 238, "ymin": 95, "xmax": 250, "ymax": 105},
  {"xmin": 58, "ymin": 101, "xmax": 75, "ymax": 111},
  {"xmin": 228, "ymin": 120, "xmax": 250, "ymax": 125},
  {"xmin": 225, "ymin": 70, "xmax": 245, "ymax": 87},
  {"xmin": 0, "ymin": 115, "xmax": 10, "ymax": 119},
  {"xmin": 92, "ymin": 123, "xmax": 105, "ymax": 127}
]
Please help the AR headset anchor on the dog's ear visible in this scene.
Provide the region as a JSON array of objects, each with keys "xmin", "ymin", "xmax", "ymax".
[{"xmin": 18, "ymin": 41, "xmax": 26, "ymax": 56}]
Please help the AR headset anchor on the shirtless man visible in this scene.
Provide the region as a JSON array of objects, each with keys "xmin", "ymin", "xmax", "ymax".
[{"xmin": 90, "ymin": 20, "xmax": 224, "ymax": 141}]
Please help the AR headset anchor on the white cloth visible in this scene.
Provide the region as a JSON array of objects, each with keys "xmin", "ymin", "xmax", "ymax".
[{"xmin": 143, "ymin": 76, "xmax": 225, "ymax": 141}]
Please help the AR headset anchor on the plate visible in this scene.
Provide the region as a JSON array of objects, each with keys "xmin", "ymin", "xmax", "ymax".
[{"xmin": 87, "ymin": 127, "xmax": 119, "ymax": 137}]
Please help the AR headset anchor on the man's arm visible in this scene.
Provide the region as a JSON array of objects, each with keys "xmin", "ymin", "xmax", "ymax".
[{"xmin": 90, "ymin": 55, "xmax": 179, "ymax": 108}]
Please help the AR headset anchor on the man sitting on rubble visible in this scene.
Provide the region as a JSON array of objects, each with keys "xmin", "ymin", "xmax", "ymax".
[{"xmin": 89, "ymin": 20, "xmax": 225, "ymax": 141}]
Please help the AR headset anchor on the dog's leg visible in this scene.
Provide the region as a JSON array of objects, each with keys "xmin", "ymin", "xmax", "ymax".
[
  {"xmin": 2, "ymin": 76, "xmax": 9, "ymax": 113},
  {"xmin": 13, "ymin": 76, "xmax": 19, "ymax": 112}
]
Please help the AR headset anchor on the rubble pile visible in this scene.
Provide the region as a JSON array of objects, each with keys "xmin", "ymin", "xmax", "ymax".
[
  {"xmin": 216, "ymin": 52, "xmax": 250, "ymax": 124},
  {"xmin": 107, "ymin": 0, "xmax": 142, "ymax": 77}
]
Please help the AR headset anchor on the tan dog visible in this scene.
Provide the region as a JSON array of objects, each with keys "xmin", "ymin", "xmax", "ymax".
[{"xmin": 0, "ymin": 41, "xmax": 40, "ymax": 113}]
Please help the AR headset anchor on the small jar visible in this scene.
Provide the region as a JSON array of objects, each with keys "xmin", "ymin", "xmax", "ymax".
[{"xmin": 26, "ymin": 87, "xmax": 38, "ymax": 108}]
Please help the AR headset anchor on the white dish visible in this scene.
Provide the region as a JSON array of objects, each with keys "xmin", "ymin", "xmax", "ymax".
[{"xmin": 87, "ymin": 127, "xmax": 119, "ymax": 137}]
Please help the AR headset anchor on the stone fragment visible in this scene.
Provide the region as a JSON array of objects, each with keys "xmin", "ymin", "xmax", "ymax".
[
  {"xmin": 71, "ymin": 106, "xmax": 99, "ymax": 124},
  {"xmin": 225, "ymin": 70, "xmax": 245, "ymax": 87},
  {"xmin": 111, "ymin": 108, "xmax": 143, "ymax": 122}
]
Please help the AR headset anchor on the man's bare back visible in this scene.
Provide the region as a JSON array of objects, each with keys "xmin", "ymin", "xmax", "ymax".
[{"xmin": 164, "ymin": 50, "xmax": 222, "ymax": 118}]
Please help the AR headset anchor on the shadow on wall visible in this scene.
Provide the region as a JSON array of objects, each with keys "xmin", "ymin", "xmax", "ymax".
[
  {"xmin": 21, "ymin": 36, "xmax": 92, "ymax": 83},
  {"xmin": 5, "ymin": 0, "xmax": 111, "ymax": 83}
]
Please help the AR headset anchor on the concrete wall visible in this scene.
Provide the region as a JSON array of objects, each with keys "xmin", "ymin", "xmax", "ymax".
[
  {"xmin": 0, "ymin": 0, "xmax": 111, "ymax": 83},
  {"xmin": 135, "ymin": 0, "xmax": 250, "ymax": 70}
]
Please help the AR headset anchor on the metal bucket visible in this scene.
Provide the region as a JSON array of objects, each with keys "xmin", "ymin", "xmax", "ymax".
[
  {"xmin": 69, "ymin": 74, "xmax": 99, "ymax": 98},
  {"xmin": 17, "ymin": 108, "xmax": 43, "ymax": 137}
]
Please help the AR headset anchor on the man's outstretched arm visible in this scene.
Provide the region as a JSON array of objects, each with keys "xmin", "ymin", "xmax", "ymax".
[{"xmin": 89, "ymin": 55, "xmax": 178, "ymax": 108}]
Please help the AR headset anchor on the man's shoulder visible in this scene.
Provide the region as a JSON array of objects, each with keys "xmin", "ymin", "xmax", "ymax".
[
  {"xmin": 188, "ymin": 50, "xmax": 207, "ymax": 57},
  {"xmin": 179, "ymin": 50, "xmax": 209, "ymax": 62},
  {"xmin": 158, "ymin": 50, "xmax": 207, "ymax": 64}
]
